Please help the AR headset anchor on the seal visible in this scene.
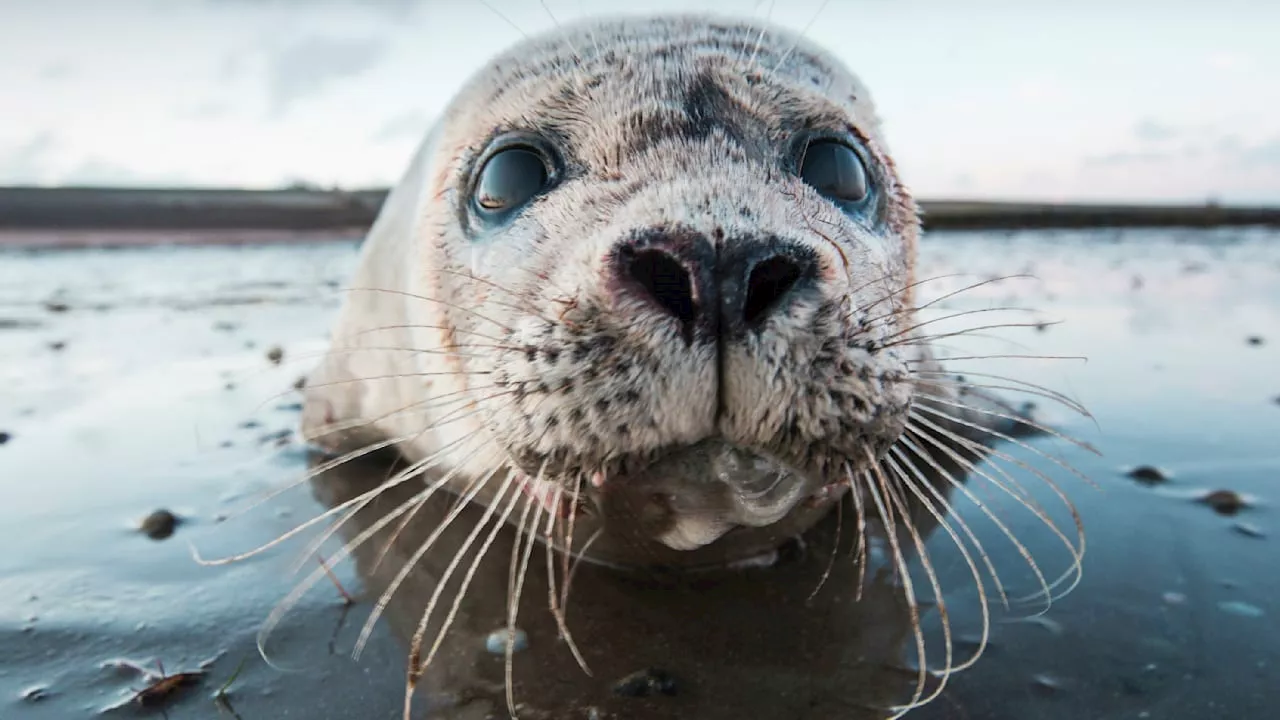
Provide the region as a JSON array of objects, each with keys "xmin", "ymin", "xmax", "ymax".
[{"xmin": 256, "ymin": 11, "xmax": 1090, "ymax": 718}]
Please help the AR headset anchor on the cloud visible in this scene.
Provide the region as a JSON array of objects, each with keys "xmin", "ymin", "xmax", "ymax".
[
  {"xmin": 265, "ymin": 35, "xmax": 387, "ymax": 115},
  {"xmin": 61, "ymin": 158, "xmax": 194, "ymax": 187},
  {"xmin": 39, "ymin": 62, "xmax": 74, "ymax": 81},
  {"xmin": 178, "ymin": 101, "xmax": 231, "ymax": 120},
  {"xmin": 1081, "ymin": 150, "xmax": 1171, "ymax": 167},
  {"xmin": 372, "ymin": 111, "xmax": 431, "ymax": 143},
  {"xmin": 207, "ymin": 0, "xmax": 423, "ymax": 20},
  {"xmin": 1134, "ymin": 119, "xmax": 1177, "ymax": 142},
  {"xmin": 1206, "ymin": 52, "xmax": 1252, "ymax": 72},
  {"xmin": 0, "ymin": 133, "xmax": 57, "ymax": 183}
]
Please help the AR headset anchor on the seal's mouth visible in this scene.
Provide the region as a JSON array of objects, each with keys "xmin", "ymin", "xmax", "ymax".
[{"xmin": 517, "ymin": 438, "xmax": 838, "ymax": 552}]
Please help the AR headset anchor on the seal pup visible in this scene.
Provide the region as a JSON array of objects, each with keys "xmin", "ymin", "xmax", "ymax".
[{"xmin": 204, "ymin": 11, "xmax": 1093, "ymax": 719}]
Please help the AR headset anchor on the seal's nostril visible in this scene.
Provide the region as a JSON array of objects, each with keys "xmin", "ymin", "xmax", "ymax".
[
  {"xmin": 742, "ymin": 256, "xmax": 804, "ymax": 325},
  {"xmin": 626, "ymin": 249, "xmax": 697, "ymax": 323}
]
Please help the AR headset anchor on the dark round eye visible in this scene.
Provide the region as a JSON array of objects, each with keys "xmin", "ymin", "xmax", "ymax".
[
  {"xmin": 798, "ymin": 140, "xmax": 869, "ymax": 204},
  {"xmin": 473, "ymin": 146, "xmax": 552, "ymax": 214}
]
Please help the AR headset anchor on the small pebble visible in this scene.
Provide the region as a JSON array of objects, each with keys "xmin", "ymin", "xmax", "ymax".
[
  {"xmin": 1200, "ymin": 490, "xmax": 1246, "ymax": 516},
  {"xmin": 1125, "ymin": 465, "xmax": 1167, "ymax": 484},
  {"xmin": 43, "ymin": 301, "xmax": 70, "ymax": 313},
  {"xmin": 1217, "ymin": 600, "xmax": 1265, "ymax": 619},
  {"xmin": 613, "ymin": 668, "xmax": 679, "ymax": 698},
  {"xmin": 293, "ymin": 375, "xmax": 307, "ymax": 390},
  {"xmin": 48, "ymin": 341, "xmax": 66, "ymax": 351},
  {"xmin": 1245, "ymin": 335, "xmax": 1264, "ymax": 346},
  {"xmin": 485, "ymin": 628, "xmax": 528, "ymax": 655},
  {"xmin": 266, "ymin": 345, "xmax": 284, "ymax": 364},
  {"xmin": 0, "ymin": 431, "xmax": 10, "ymax": 445},
  {"xmin": 140, "ymin": 509, "xmax": 180, "ymax": 540}
]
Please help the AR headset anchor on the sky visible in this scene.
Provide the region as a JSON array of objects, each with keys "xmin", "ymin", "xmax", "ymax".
[{"xmin": 2, "ymin": 0, "xmax": 1278, "ymax": 203}]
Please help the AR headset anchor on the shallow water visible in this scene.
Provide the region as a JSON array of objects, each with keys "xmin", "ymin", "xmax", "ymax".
[{"xmin": 1, "ymin": 227, "xmax": 1277, "ymax": 718}]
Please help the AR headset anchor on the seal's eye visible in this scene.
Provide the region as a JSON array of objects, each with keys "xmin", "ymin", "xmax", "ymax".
[
  {"xmin": 798, "ymin": 140, "xmax": 869, "ymax": 205},
  {"xmin": 473, "ymin": 146, "xmax": 552, "ymax": 215}
]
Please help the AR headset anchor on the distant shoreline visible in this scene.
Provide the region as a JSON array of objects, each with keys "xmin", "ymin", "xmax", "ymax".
[{"xmin": 2, "ymin": 186, "xmax": 1279, "ymax": 249}]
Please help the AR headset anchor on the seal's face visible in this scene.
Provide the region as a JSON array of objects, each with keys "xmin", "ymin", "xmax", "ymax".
[{"xmin": 415, "ymin": 16, "xmax": 923, "ymax": 552}]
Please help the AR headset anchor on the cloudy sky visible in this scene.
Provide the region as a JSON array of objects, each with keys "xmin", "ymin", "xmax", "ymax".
[{"xmin": 2, "ymin": 0, "xmax": 1278, "ymax": 202}]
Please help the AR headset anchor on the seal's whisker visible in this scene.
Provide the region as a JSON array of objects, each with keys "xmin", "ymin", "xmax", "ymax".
[
  {"xmin": 475, "ymin": 0, "xmax": 530, "ymax": 40},
  {"xmin": 807, "ymin": 478, "xmax": 845, "ymax": 602},
  {"xmin": 905, "ymin": 350, "xmax": 1087, "ymax": 364},
  {"xmin": 905, "ymin": 416, "xmax": 1088, "ymax": 606},
  {"xmin": 401, "ymin": 469, "xmax": 517, "ymax": 692},
  {"xmin": 347, "ymin": 321, "xmax": 509, "ymax": 345},
  {"xmin": 195, "ymin": 432, "xmax": 482, "ymax": 566},
  {"xmin": 911, "ymin": 404, "xmax": 1095, "ymax": 490},
  {"xmin": 859, "ymin": 461, "xmax": 929, "ymax": 717},
  {"xmin": 195, "ymin": 431, "xmax": 431, "ymax": 552},
  {"xmin": 881, "ymin": 306, "xmax": 1045, "ymax": 343},
  {"xmin": 883, "ymin": 321, "xmax": 1068, "ymax": 350},
  {"xmin": 901, "ymin": 273, "xmax": 1039, "ymax": 316},
  {"xmin": 769, "ymin": 0, "xmax": 832, "ymax": 78},
  {"xmin": 254, "ymin": 441, "xmax": 493, "ymax": 672},
  {"xmin": 559, "ymin": 473, "xmax": 585, "ymax": 612},
  {"xmin": 915, "ymin": 393, "xmax": 1101, "ymax": 457},
  {"xmin": 340, "ymin": 287, "xmax": 517, "ymax": 332},
  {"xmin": 900, "ymin": 423, "xmax": 1078, "ymax": 611},
  {"xmin": 743, "ymin": 0, "xmax": 775, "ymax": 70},
  {"xmin": 543, "ymin": 483, "xmax": 593, "ymax": 676},
  {"xmin": 437, "ymin": 266, "xmax": 569, "ymax": 327},
  {"xmin": 852, "ymin": 272, "xmax": 989, "ymax": 317},
  {"xmin": 506, "ymin": 488, "xmax": 546, "ymax": 718},
  {"xmin": 353, "ymin": 464, "xmax": 506, "ymax": 660},
  {"xmin": 887, "ymin": 444, "xmax": 1009, "ymax": 608},
  {"xmin": 885, "ymin": 447, "xmax": 996, "ymax": 674},
  {"xmin": 911, "ymin": 368, "xmax": 1090, "ymax": 420},
  {"xmin": 873, "ymin": 457, "xmax": 954, "ymax": 712},
  {"xmin": 414, "ymin": 470, "xmax": 525, "ymax": 697},
  {"xmin": 896, "ymin": 430, "xmax": 1056, "ymax": 609},
  {"xmin": 846, "ymin": 464, "xmax": 870, "ymax": 601}
]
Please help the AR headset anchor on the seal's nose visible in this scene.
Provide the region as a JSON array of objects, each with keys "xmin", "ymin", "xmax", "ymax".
[
  {"xmin": 609, "ymin": 228, "xmax": 815, "ymax": 341},
  {"xmin": 717, "ymin": 238, "xmax": 816, "ymax": 336},
  {"xmin": 610, "ymin": 228, "xmax": 716, "ymax": 342}
]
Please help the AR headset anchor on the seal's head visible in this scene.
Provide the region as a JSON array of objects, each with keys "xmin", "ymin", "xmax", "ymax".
[{"xmin": 306, "ymin": 14, "xmax": 926, "ymax": 558}]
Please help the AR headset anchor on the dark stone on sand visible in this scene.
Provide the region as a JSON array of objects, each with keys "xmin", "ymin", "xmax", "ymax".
[
  {"xmin": 613, "ymin": 668, "xmax": 680, "ymax": 698},
  {"xmin": 275, "ymin": 402, "xmax": 303, "ymax": 412},
  {"xmin": 239, "ymin": 420, "xmax": 262, "ymax": 430},
  {"xmin": 43, "ymin": 301, "xmax": 70, "ymax": 313},
  {"xmin": 0, "ymin": 431, "xmax": 10, "ymax": 445},
  {"xmin": 259, "ymin": 429, "xmax": 293, "ymax": 446},
  {"xmin": 1201, "ymin": 489, "xmax": 1246, "ymax": 516},
  {"xmin": 140, "ymin": 509, "xmax": 180, "ymax": 540},
  {"xmin": 1246, "ymin": 335, "xmax": 1264, "ymax": 346},
  {"xmin": 293, "ymin": 375, "xmax": 307, "ymax": 390},
  {"xmin": 266, "ymin": 345, "xmax": 284, "ymax": 364},
  {"xmin": 1125, "ymin": 465, "xmax": 1167, "ymax": 484},
  {"xmin": 48, "ymin": 340, "xmax": 66, "ymax": 351}
]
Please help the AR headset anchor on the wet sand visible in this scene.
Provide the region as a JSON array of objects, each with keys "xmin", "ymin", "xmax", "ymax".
[{"xmin": 2, "ymin": 227, "xmax": 1278, "ymax": 718}]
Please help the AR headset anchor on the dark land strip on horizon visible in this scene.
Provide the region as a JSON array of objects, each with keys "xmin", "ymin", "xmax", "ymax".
[{"xmin": 2, "ymin": 186, "xmax": 1279, "ymax": 249}]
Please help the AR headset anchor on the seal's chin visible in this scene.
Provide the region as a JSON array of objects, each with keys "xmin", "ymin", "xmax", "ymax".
[{"xmin": 593, "ymin": 439, "xmax": 829, "ymax": 552}]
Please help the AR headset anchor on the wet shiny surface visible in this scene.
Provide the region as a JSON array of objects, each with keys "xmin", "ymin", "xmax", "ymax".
[{"xmin": 2, "ymin": 227, "xmax": 1278, "ymax": 718}]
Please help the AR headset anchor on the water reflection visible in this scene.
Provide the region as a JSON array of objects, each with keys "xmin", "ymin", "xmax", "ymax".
[{"xmin": 305, "ymin": 446, "xmax": 980, "ymax": 719}]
